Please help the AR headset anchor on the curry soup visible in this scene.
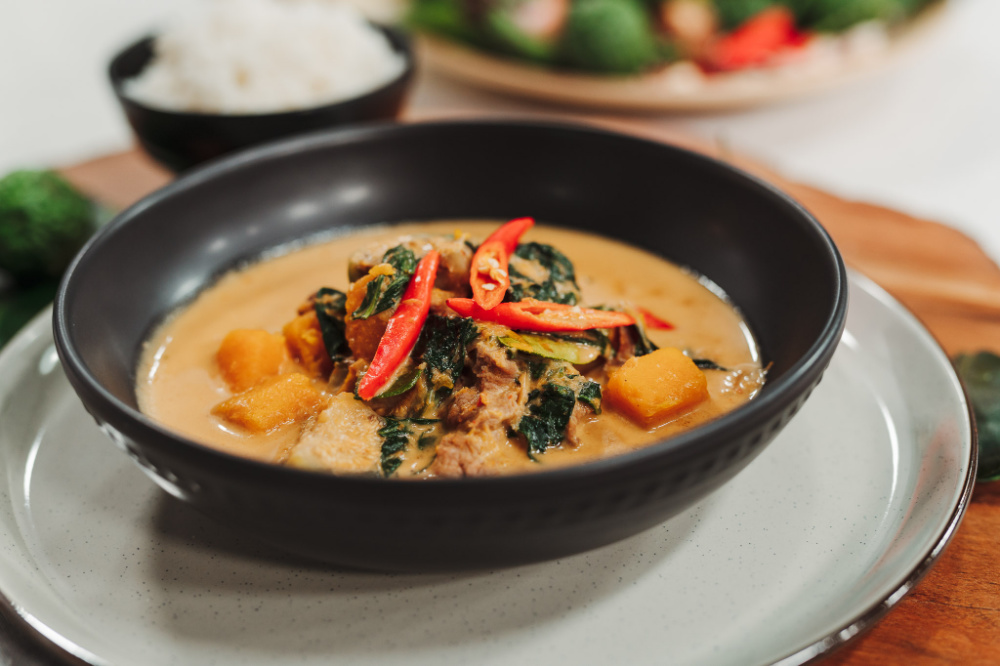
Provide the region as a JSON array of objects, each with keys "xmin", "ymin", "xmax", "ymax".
[{"xmin": 137, "ymin": 220, "xmax": 764, "ymax": 478}]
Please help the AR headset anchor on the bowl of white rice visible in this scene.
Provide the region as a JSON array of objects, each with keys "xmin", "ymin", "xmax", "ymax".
[{"xmin": 109, "ymin": 0, "xmax": 414, "ymax": 172}]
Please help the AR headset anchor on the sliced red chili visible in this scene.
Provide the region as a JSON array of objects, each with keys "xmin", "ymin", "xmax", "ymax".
[
  {"xmin": 357, "ymin": 250, "xmax": 440, "ymax": 401},
  {"xmin": 447, "ymin": 297, "xmax": 634, "ymax": 332},
  {"xmin": 470, "ymin": 217, "xmax": 535, "ymax": 310},
  {"xmin": 704, "ymin": 7, "xmax": 807, "ymax": 71},
  {"xmin": 639, "ymin": 307, "xmax": 675, "ymax": 331}
]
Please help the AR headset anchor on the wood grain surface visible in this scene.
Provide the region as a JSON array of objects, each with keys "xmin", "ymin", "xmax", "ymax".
[{"xmin": 47, "ymin": 125, "xmax": 1000, "ymax": 664}]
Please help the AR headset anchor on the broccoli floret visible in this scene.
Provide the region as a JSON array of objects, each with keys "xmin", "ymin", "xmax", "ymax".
[
  {"xmin": 560, "ymin": 0, "xmax": 660, "ymax": 74},
  {"xmin": 789, "ymin": 0, "xmax": 908, "ymax": 32},
  {"xmin": 712, "ymin": 0, "xmax": 782, "ymax": 30},
  {"xmin": 0, "ymin": 170, "xmax": 96, "ymax": 284}
]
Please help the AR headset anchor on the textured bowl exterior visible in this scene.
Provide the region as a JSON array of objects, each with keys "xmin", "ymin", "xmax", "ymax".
[
  {"xmin": 108, "ymin": 28, "xmax": 414, "ymax": 172},
  {"xmin": 54, "ymin": 121, "xmax": 847, "ymax": 571}
]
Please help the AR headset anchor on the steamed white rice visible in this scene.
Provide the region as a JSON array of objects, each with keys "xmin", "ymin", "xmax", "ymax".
[{"xmin": 124, "ymin": 0, "xmax": 407, "ymax": 114}]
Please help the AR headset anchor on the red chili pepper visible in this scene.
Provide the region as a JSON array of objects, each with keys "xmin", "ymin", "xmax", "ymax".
[
  {"xmin": 447, "ymin": 297, "xmax": 634, "ymax": 332},
  {"xmin": 470, "ymin": 217, "xmax": 535, "ymax": 310},
  {"xmin": 639, "ymin": 307, "xmax": 675, "ymax": 331},
  {"xmin": 357, "ymin": 250, "xmax": 440, "ymax": 401},
  {"xmin": 704, "ymin": 7, "xmax": 807, "ymax": 72}
]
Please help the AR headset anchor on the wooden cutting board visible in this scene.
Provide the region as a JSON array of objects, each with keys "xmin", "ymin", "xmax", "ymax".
[{"xmin": 54, "ymin": 120, "xmax": 1000, "ymax": 665}]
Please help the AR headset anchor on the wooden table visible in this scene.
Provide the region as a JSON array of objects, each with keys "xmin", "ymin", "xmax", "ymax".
[{"xmin": 5, "ymin": 113, "xmax": 997, "ymax": 664}]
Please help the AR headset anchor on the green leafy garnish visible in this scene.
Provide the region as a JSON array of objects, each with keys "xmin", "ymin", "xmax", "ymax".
[
  {"xmin": 378, "ymin": 417, "xmax": 442, "ymax": 477},
  {"xmin": 625, "ymin": 305, "xmax": 659, "ymax": 357},
  {"xmin": 313, "ymin": 287, "xmax": 348, "ymax": 361},
  {"xmin": 351, "ymin": 245, "xmax": 417, "ymax": 320},
  {"xmin": 506, "ymin": 242, "xmax": 581, "ymax": 305},
  {"xmin": 576, "ymin": 380, "xmax": 602, "ymax": 414},
  {"xmin": 377, "ymin": 367, "xmax": 423, "ymax": 398},
  {"xmin": 528, "ymin": 360, "xmax": 548, "ymax": 381},
  {"xmin": 415, "ymin": 313, "xmax": 478, "ymax": 401},
  {"xmin": 693, "ymin": 358, "xmax": 727, "ymax": 371},
  {"xmin": 517, "ymin": 383, "xmax": 577, "ymax": 456},
  {"xmin": 954, "ymin": 351, "xmax": 1000, "ymax": 482},
  {"xmin": 515, "ymin": 362, "xmax": 602, "ymax": 457}
]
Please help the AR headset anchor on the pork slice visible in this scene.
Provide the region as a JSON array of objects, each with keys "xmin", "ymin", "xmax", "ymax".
[
  {"xmin": 465, "ymin": 332, "xmax": 529, "ymax": 428},
  {"xmin": 429, "ymin": 427, "xmax": 507, "ymax": 478},
  {"xmin": 431, "ymin": 333, "xmax": 532, "ymax": 477}
]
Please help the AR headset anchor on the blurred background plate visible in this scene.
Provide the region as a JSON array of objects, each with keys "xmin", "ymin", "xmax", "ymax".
[
  {"xmin": 417, "ymin": 2, "xmax": 946, "ymax": 112},
  {"xmin": 0, "ymin": 271, "xmax": 974, "ymax": 665}
]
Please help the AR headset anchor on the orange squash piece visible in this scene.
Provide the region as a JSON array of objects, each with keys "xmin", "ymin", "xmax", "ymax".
[
  {"xmin": 605, "ymin": 347, "xmax": 709, "ymax": 427},
  {"xmin": 283, "ymin": 310, "xmax": 332, "ymax": 378},
  {"xmin": 216, "ymin": 329, "xmax": 288, "ymax": 392},
  {"xmin": 212, "ymin": 373, "xmax": 327, "ymax": 433},
  {"xmin": 344, "ymin": 269, "xmax": 393, "ymax": 362}
]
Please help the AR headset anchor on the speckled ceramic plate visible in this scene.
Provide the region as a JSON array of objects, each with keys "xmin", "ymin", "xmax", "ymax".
[
  {"xmin": 418, "ymin": 3, "xmax": 947, "ymax": 111},
  {"xmin": 0, "ymin": 271, "xmax": 975, "ymax": 666}
]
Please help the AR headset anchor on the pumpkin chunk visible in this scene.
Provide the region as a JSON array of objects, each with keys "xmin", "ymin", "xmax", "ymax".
[
  {"xmin": 283, "ymin": 310, "xmax": 332, "ymax": 378},
  {"xmin": 216, "ymin": 329, "xmax": 288, "ymax": 392},
  {"xmin": 344, "ymin": 270, "xmax": 393, "ymax": 362},
  {"xmin": 212, "ymin": 373, "xmax": 327, "ymax": 433},
  {"xmin": 605, "ymin": 347, "xmax": 708, "ymax": 427}
]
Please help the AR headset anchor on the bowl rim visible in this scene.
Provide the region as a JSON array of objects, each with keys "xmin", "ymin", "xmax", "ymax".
[
  {"xmin": 107, "ymin": 23, "xmax": 415, "ymax": 120},
  {"xmin": 54, "ymin": 118, "xmax": 848, "ymax": 491}
]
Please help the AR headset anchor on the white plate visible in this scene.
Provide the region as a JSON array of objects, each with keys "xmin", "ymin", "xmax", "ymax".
[
  {"xmin": 0, "ymin": 272, "xmax": 975, "ymax": 666},
  {"xmin": 418, "ymin": 4, "xmax": 947, "ymax": 111}
]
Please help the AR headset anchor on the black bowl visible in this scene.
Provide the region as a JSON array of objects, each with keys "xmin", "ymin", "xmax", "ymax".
[
  {"xmin": 54, "ymin": 121, "xmax": 847, "ymax": 572},
  {"xmin": 108, "ymin": 26, "xmax": 414, "ymax": 173}
]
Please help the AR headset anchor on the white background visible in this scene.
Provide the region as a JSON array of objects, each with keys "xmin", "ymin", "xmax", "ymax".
[{"xmin": 2, "ymin": 0, "xmax": 998, "ymax": 258}]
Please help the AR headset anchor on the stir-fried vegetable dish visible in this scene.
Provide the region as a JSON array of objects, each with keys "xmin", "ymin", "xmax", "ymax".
[{"xmin": 409, "ymin": 0, "xmax": 939, "ymax": 74}]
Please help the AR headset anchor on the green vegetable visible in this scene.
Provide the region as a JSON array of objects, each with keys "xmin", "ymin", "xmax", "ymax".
[
  {"xmin": 378, "ymin": 417, "xmax": 442, "ymax": 477},
  {"xmin": 351, "ymin": 245, "xmax": 417, "ymax": 320},
  {"xmin": 498, "ymin": 330, "xmax": 601, "ymax": 364},
  {"xmin": 408, "ymin": 0, "xmax": 481, "ymax": 41},
  {"xmin": 528, "ymin": 359, "xmax": 548, "ymax": 380},
  {"xmin": 787, "ymin": 0, "xmax": 908, "ymax": 31},
  {"xmin": 576, "ymin": 379, "xmax": 602, "ymax": 413},
  {"xmin": 378, "ymin": 367, "xmax": 424, "ymax": 398},
  {"xmin": 623, "ymin": 305, "xmax": 659, "ymax": 357},
  {"xmin": 506, "ymin": 241, "xmax": 581, "ymax": 304},
  {"xmin": 560, "ymin": 0, "xmax": 660, "ymax": 73},
  {"xmin": 313, "ymin": 287, "xmax": 349, "ymax": 361},
  {"xmin": 415, "ymin": 313, "xmax": 479, "ymax": 401},
  {"xmin": 0, "ymin": 170, "xmax": 97, "ymax": 284},
  {"xmin": 484, "ymin": 4, "xmax": 558, "ymax": 62},
  {"xmin": 515, "ymin": 361, "xmax": 602, "ymax": 456},
  {"xmin": 954, "ymin": 352, "xmax": 1000, "ymax": 482},
  {"xmin": 712, "ymin": 0, "xmax": 780, "ymax": 30},
  {"xmin": 552, "ymin": 329, "xmax": 613, "ymax": 355},
  {"xmin": 518, "ymin": 383, "xmax": 577, "ymax": 456},
  {"xmin": 0, "ymin": 279, "xmax": 59, "ymax": 348}
]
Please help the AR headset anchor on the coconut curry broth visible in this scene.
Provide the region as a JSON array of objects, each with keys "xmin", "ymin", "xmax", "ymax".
[{"xmin": 137, "ymin": 221, "xmax": 763, "ymax": 477}]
